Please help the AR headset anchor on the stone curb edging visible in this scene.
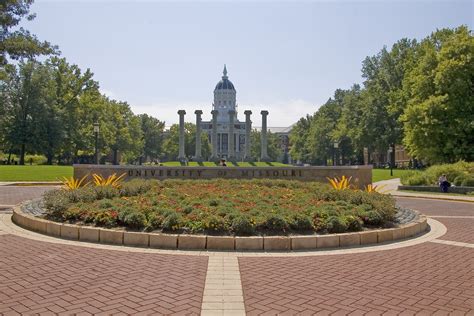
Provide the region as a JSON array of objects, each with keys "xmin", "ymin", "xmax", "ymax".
[
  {"xmin": 12, "ymin": 206, "xmax": 428, "ymax": 251},
  {"xmin": 392, "ymin": 194, "xmax": 474, "ymax": 203}
]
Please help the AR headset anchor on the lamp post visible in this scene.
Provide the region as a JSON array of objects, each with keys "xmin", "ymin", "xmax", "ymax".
[
  {"xmin": 93, "ymin": 122, "xmax": 100, "ymax": 164},
  {"xmin": 333, "ymin": 142, "xmax": 339, "ymax": 166},
  {"xmin": 388, "ymin": 144, "xmax": 394, "ymax": 176}
]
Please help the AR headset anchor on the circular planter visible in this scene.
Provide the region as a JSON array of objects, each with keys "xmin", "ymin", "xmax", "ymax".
[{"xmin": 12, "ymin": 206, "xmax": 428, "ymax": 251}]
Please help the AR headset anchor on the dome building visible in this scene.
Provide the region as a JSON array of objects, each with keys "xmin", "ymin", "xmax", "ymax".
[{"xmin": 201, "ymin": 65, "xmax": 247, "ymax": 160}]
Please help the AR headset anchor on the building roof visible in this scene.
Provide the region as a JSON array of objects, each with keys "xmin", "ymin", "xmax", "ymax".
[{"xmin": 214, "ymin": 64, "xmax": 235, "ymax": 91}]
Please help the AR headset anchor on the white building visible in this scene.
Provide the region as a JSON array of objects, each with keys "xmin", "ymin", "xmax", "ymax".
[{"xmin": 201, "ymin": 65, "xmax": 247, "ymax": 160}]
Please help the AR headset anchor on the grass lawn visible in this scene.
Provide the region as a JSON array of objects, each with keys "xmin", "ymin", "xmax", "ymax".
[
  {"xmin": 372, "ymin": 168, "xmax": 411, "ymax": 183},
  {"xmin": 0, "ymin": 165, "xmax": 73, "ymax": 182},
  {"xmin": 161, "ymin": 161, "xmax": 289, "ymax": 167}
]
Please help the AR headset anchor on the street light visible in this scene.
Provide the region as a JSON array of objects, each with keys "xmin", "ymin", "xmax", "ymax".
[
  {"xmin": 333, "ymin": 142, "xmax": 339, "ymax": 166},
  {"xmin": 93, "ymin": 122, "xmax": 100, "ymax": 165},
  {"xmin": 388, "ymin": 145, "xmax": 394, "ymax": 176}
]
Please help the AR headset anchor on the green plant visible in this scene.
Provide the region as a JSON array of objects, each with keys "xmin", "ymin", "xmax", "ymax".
[
  {"xmin": 120, "ymin": 179, "xmax": 153, "ymax": 196},
  {"xmin": 231, "ymin": 215, "xmax": 255, "ymax": 236},
  {"xmin": 146, "ymin": 213, "xmax": 164, "ymax": 231},
  {"xmin": 326, "ymin": 216, "xmax": 348, "ymax": 233},
  {"xmin": 345, "ymin": 215, "xmax": 363, "ymax": 232},
  {"xmin": 203, "ymin": 215, "xmax": 226, "ymax": 232},
  {"xmin": 61, "ymin": 175, "xmax": 89, "ymax": 190},
  {"xmin": 123, "ymin": 212, "xmax": 146, "ymax": 229},
  {"xmin": 94, "ymin": 186, "xmax": 119, "ymax": 200},
  {"xmin": 461, "ymin": 177, "xmax": 474, "ymax": 187},
  {"xmin": 162, "ymin": 213, "xmax": 182, "ymax": 231},
  {"xmin": 326, "ymin": 175, "xmax": 353, "ymax": 190},
  {"xmin": 43, "ymin": 190, "xmax": 70, "ymax": 219},
  {"xmin": 289, "ymin": 213, "xmax": 313, "ymax": 231},
  {"xmin": 92, "ymin": 173, "xmax": 126, "ymax": 188},
  {"xmin": 94, "ymin": 211, "xmax": 118, "ymax": 227},
  {"xmin": 262, "ymin": 214, "xmax": 289, "ymax": 233}
]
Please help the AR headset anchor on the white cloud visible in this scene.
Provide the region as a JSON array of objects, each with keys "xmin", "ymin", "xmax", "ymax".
[{"xmin": 130, "ymin": 98, "xmax": 320, "ymax": 128}]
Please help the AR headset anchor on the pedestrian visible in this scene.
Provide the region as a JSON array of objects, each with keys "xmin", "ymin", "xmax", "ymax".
[{"xmin": 438, "ymin": 174, "xmax": 450, "ymax": 193}]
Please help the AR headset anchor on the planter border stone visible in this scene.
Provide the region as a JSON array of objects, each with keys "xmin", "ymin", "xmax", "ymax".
[{"xmin": 11, "ymin": 206, "xmax": 428, "ymax": 251}]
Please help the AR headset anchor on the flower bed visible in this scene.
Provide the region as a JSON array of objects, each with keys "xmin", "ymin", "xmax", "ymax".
[{"xmin": 43, "ymin": 179, "xmax": 397, "ymax": 236}]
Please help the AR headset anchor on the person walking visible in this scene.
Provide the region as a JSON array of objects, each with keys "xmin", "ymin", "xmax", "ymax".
[{"xmin": 438, "ymin": 174, "xmax": 450, "ymax": 193}]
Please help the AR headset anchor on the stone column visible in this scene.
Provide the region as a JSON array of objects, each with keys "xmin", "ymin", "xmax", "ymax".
[
  {"xmin": 228, "ymin": 110, "xmax": 236, "ymax": 161},
  {"xmin": 260, "ymin": 110, "xmax": 270, "ymax": 162},
  {"xmin": 194, "ymin": 110, "xmax": 203, "ymax": 162},
  {"xmin": 210, "ymin": 110, "xmax": 218, "ymax": 161},
  {"xmin": 177, "ymin": 110, "xmax": 186, "ymax": 162},
  {"xmin": 244, "ymin": 110, "xmax": 252, "ymax": 161}
]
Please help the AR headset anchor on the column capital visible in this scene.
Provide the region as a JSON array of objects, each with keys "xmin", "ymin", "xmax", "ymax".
[
  {"xmin": 178, "ymin": 110, "xmax": 186, "ymax": 115},
  {"xmin": 261, "ymin": 110, "xmax": 269, "ymax": 116},
  {"xmin": 194, "ymin": 110, "xmax": 203, "ymax": 115},
  {"xmin": 244, "ymin": 110, "xmax": 252, "ymax": 116}
]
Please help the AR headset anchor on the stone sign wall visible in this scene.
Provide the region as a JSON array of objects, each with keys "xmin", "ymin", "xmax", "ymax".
[{"xmin": 74, "ymin": 165, "xmax": 373, "ymax": 187}]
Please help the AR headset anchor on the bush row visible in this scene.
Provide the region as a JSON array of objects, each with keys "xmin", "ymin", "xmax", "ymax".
[
  {"xmin": 400, "ymin": 161, "xmax": 474, "ymax": 186},
  {"xmin": 43, "ymin": 179, "xmax": 397, "ymax": 236}
]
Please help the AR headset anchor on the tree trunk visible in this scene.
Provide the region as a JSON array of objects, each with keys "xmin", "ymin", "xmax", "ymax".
[
  {"xmin": 47, "ymin": 153, "xmax": 53, "ymax": 165},
  {"xmin": 19, "ymin": 143, "xmax": 26, "ymax": 165},
  {"xmin": 113, "ymin": 149, "xmax": 118, "ymax": 165}
]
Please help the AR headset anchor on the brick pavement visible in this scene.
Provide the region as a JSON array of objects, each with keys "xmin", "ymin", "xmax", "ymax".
[
  {"xmin": 239, "ymin": 242, "xmax": 474, "ymax": 315},
  {"xmin": 435, "ymin": 217, "xmax": 474, "ymax": 244},
  {"xmin": 395, "ymin": 197, "xmax": 474, "ymax": 216},
  {"xmin": 0, "ymin": 234, "xmax": 208, "ymax": 315},
  {"xmin": 0, "ymin": 186, "xmax": 55, "ymax": 207}
]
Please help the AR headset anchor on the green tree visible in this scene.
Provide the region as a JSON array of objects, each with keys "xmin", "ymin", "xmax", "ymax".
[
  {"xmin": 139, "ymin": 114, "xmax": 165, "ymax": 162},
  {"xmin": 0, "ymin": 0, "xmax": 57, "ymax": 79},
  {"xmin": 401, "ymin": 26, "xmax": 474, "ymax": 163},
  {"xmin": 289, "ymin": 115, "xmax": 313, "ymax": 163},
  {"xmin": 250, "ymin": 129, "xmax": 282, "ymax": 162},
  {"xmin": 162, "ymin": 123, "xmax": 211, "ymax": 161}
]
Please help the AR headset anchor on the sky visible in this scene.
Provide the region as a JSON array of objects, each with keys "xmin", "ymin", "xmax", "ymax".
[{"xmin": 23, "ymin": 0, "xmax": 473, "ymax": 127}]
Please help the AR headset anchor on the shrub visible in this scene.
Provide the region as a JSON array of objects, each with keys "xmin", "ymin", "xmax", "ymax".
[
  {"xmin": 162, "ymin": 213, "xmax": 182, "ymax": 231},
  {"xmin": 400, "ymin": 171, "xmax": 428, "ymax": 186},
  {"xmin": 123, "ymin": 212, "xmax": 147, "ymax": 229},
  {"xmin": 94, "ymin": 211, "xmax": 118, "ymax": 227},
  {"xmin": 203, "ymin": 215, "xmax": 226, "ymax": 232},
  {"xmin": 345, "ymin": 215, "xmax": 363, "ymax": 232},
  {"xmin": 63, "ymin": 206, "xmax": 83, "ymax": 221},
  {"xmin": 262, "ymin": 214, "xmax": 289, "ymax": 232},
  {"xmin": 461, "ymin": 177, "xmax": 474, "ymax": 187},
  {"xmin": 94, "ymin": 186, "xmax": 119, "ymax": 200},
  {"xmin": 120, "ymin": 179, "xmax": 153, "ymax": 196},
  {"xmin": 231, "ymin": 215, "xmax": 255, "ymax": 236},
  {"xmin": 43, "ymin": 190, "xmax": 70, "ymax": 219},
  {"xmin": 326, "ymin": 216, "xmax": 347, "ymax": 233},
  {"xmin": 363, "ymin": 210, "xmax": 384, "ymax": 226},
  {"xmin": 146, "ymin": 213, "xmax": 164, "ymax": 231},
  {"xmin": 289, "ymin": 213, "xmax": 313, "ymax": 231},
  {"xmin": 97, "ymin": 199, "xmax": 114, "ymax": 209},
  {"xmin": 424, "ymin": 161, "xmax": 473, "ymax": 184}
]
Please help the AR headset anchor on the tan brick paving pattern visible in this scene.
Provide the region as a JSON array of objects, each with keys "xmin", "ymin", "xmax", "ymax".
[
  {"xmin": 436, "ymin": 217, "xmax": 474, "ymax": 244},
  {"xmin": 0, "ymin": 234, "xmax": 207, "ymax": 315},
  {"xmin": 239, "ymin": 243, "xmax": 474, "ymax": 315}
]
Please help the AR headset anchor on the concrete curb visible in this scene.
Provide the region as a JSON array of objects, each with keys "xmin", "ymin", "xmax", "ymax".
[
  {"xmin": 392, "ymin": 194, "xmax": 474, "ymax": 203},
  {"xmin": 11, "ymin": 206, "xmax": 428, "ymax": 251}
]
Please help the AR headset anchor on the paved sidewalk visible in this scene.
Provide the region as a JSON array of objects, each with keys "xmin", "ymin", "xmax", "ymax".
[
  {"xmin": 0, "ymin": 234, "xmax": 207, "ymax": 315},
  {"xmin": 375, "ymin": 178, "xmax": 474, "ymax": 202},
  {"xmin": 0, "ymin": 186, "xmax": 473, "ymax": 315}
]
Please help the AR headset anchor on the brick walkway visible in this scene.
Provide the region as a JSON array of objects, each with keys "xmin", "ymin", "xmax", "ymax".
[
  {"xmin": 0, "ymin": 234, "xmax": 207, "ymax": 315},
  {"xmin": 0, "ymin": 187, "xmax": 473, "ymax": 315},
  {"xmin": 0, "ymin": 186, "xmax": 55, "ymax": 207},
  {"xmin": 240, "ymin": 242, "xmax": 473, "ymax": 315}
]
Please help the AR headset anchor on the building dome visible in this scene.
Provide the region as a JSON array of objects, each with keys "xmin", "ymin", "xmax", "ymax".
[
  {"xmin": 214, "ymin": 64, "xmax": 235, "ymax": 91},
  {"xmin": 215, "ymin": 78, "xmax": 235, "ymax": 90}
]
